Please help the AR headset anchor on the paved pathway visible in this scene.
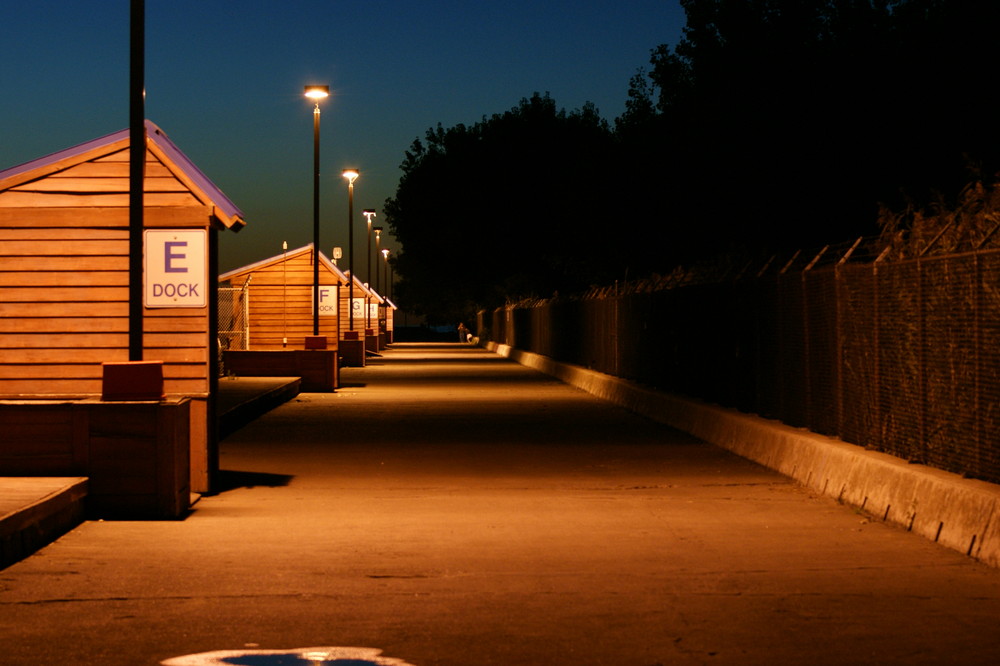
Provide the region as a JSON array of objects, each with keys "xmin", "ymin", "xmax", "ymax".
[{"xmin": 2, "ymin": 343, "xmax": 999, "ymax": 665}]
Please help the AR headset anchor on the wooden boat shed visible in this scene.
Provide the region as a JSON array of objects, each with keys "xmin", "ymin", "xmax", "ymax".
[
  {"xmin": 0, "ymin": 120, "xmax": 245, "ymax": 502},
  {"xmin": 342, "ymin": 271, "xmax": 379, "ymax": 334},
  {"xmin": 219, "ymin": 244, "xmax": 347, "ymax": 351},
  {"xmin": 220, "ymin": 249, "xmax": 391, "ymax": 369},
  {"xmin": 382, "ymin": 296, "xmax": 397, "ymax": 344}
]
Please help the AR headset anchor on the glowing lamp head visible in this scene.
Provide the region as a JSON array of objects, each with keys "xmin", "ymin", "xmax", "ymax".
[
  {"xmin": 381, "ymin": 248, "xmax": 390, "ymax": 259},
  {"xmin": 303, "ymin": 85, "xmax": 329, "ymax": 100},
  {"xmin": 342, "ymin": 168, "xmax": 359, "ymax": 184}
]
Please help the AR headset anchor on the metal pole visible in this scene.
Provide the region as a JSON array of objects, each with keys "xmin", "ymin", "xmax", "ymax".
[
  {"xmin": 311, "ymin": 104, "xmax": 321, "ymax": 336},
  {"xmin": 348, "ymin": 179, "xmax": 355, "ymax": 330},
  {"xmin": 374, "ymin": 239, "xmax": 380, "ymax": 295},
  {"xmin": 366, "ymin": 216, "xmax": 372, "ymax": 330},
  {"xmin": 128, "ymin": 0, "xmax": 144, "ymax": 361},
  {"xmin": 282, "ymin": 241, "xmax": 288, "ymax": 347}
]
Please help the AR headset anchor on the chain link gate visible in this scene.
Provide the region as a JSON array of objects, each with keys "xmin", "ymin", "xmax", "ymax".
[{"xmin": 218, "ymin": 276, "xmax": 250, "ymax": 375}]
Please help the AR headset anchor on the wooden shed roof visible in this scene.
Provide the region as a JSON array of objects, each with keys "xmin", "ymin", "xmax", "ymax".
[
  {"xmin": 344, "ymin": 271, "xmax": 382, "ymax": 302},
  {"xmin": 219, "ymin": 244, "xmax": 348, "ymax": 284},
  {"xmin": 0, "ymin": 120, "xmax": 245, "ymax": 230}
]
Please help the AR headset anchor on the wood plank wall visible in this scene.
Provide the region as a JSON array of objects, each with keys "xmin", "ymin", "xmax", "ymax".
[
  {"xmin": 0, "ymin": 148, "xmax": 212, "ymax": 397},
  {"xmin": 225, "ymin": 250, "xmax": 340, "ymax": 350}
]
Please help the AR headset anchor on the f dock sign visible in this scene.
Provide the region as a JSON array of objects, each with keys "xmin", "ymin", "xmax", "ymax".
[{"xmin": 144, "ymin": 230, "xmax": 208, "ymax": 308}]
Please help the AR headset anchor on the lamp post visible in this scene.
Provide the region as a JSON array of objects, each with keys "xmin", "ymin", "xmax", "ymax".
[
  {"xmin": 129, "ymin": 0, "xmax": 145, "ymax": 361},
  {"xmin": 342, "ymin": 169, "xmax": 359, "ymax": 331},
  {"xmin": 372, "ymin": 226, "xmax": 383, "ymax": 295},
  {"xmin": 304, "ymin": 84, "xmax": 329, "ymax": 337},
  {"xmin": 363, "ymin": 209, "xmax": 376, "ymax": 330},
  {"xmin": 373, "ymin": 226, "xmax": 383, "ymax": 332},
  {"xmin": 381, "ymin": 248, "xmax": 391, "ymax": 303}
]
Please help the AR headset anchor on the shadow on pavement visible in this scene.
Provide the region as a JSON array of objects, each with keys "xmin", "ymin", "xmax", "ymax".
[
  {"xmin": 213, "ymin": 470, "xmax": 295, "ymax": 493},
  {"xmin": 372, "ymin": 355, "xmax": 511, "ymax": 365}
]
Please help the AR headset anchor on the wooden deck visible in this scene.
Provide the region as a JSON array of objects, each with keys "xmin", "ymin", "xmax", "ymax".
[
  {"xmin": 1, "ymin": 377, "xmax": 300, "ymax": 568},
  {"xmin": 0, "ymin": 476, "xmax": 87, "ymax": 569}
]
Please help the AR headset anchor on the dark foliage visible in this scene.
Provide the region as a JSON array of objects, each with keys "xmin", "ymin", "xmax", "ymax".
[
  {"xmin": 386, "ymin": 1, "xmax": 1000, "ymax": 322},
  {"xmin": 619, "ymin": 0, "xmax": 1000, "ymax": 255},
  {"xmin": 384, "ymin": 93, "xmax": 619, "ymax": 323}
]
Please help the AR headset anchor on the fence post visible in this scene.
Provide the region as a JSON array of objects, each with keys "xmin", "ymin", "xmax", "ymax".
[
  {"xmin": 611, "ymin": 280, "xmax": 621, "ymax": 377},
  {"xmin": 834, "ymin": 263, "xmax": 843, "ymax": 438},
  {"xmin": 872, "ymin": 259, "xmax": 882, "ymax": 451},
  {"xmin": 918, "ymin": 258, "xmax": 927, "ymax": 463},
  {"xmin": 242, "ymin": 277, "xmax": 250, "ymax": 350},
  {"xmin": 800, "ymin": 247, "xmax": 826, "ymax": 428},
  {"xmin": 974, "ymin": 253, "xmax": 983, "ymax": 472}
]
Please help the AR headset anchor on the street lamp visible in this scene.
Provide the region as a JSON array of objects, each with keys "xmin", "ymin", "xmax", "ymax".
[
  {"xmin": 342, "ymin": 168, "xmax": 359, "ymax": 331},
  {"xmin": 381, "ymin": 248, "xmax": 390, "ymax": 303},
  {"xmin": 372, "ymin": 226, "xmax": 383, "ymax": 295},
  {"xmin": 373, "ymin": 226, "xmax": 383, "ymax": 333},
  {"xmin": 363, "ymin": 209, "xmax": 376, "ymax": 330},
  {"xmin": 304, "ymin": 84, "xmax": 329, "ymax": 337}
]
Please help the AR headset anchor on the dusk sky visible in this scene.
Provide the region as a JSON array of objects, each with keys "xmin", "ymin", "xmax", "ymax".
[{"xmin": 1, "ymin": 1, "xmax": 685, "ymax": 274}]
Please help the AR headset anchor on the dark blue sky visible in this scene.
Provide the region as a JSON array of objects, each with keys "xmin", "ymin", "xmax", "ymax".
[{"xmin": 1, "ymin": 1, "xmax": 684, "ymax": 273}]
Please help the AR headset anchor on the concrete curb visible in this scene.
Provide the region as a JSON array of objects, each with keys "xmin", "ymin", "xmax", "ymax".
[{"xmin": 486, "ymin": 342, "xmax": 1000, "ymax": 568}]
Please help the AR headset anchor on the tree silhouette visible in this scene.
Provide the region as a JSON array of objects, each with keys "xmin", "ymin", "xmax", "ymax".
[
  {"xmin": 618, "ymin": 0, "xmax": 1000, "ymax": 256},
  {"xmin": 386, "ymin": 2, "xmax": 1000, "ymax": 322},
  {"xmin": 384, "ymin": 93, "xmax": 619, "ymax": 323}
]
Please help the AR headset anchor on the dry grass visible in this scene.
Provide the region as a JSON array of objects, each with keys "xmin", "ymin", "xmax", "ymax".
[{"xmin": 878, "ymin": 179, "xmax": 1000, "ymax": 260}]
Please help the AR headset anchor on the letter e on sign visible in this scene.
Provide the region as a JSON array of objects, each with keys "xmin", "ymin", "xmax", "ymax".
[{"xmin": 144, "ymin": 230, "xmax": 208, "ymax": 308}]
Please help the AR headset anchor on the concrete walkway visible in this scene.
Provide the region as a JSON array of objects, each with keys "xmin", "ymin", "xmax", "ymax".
[
  {"xmin": 491, "ymin": 343, "xmax": 1000, "ymax": 568},
  {"xmin": 2, "ymin": 342, "xmax": 999, "ymax": 665}
]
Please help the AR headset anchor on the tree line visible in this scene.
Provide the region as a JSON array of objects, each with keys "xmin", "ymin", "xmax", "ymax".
[{"xmin": 385, "ymin": 1, "xmax": 1000, "ymax": 324}]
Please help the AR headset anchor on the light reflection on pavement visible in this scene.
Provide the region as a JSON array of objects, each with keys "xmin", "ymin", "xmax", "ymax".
[{"xmin": 161, "ymin": 646, "xmax": 416, "ymax": 666}]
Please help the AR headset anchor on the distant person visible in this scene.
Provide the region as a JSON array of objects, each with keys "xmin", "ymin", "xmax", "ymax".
[{"xmin": 457, "ymin": 322, "xmax": 469, "ymax": 342}]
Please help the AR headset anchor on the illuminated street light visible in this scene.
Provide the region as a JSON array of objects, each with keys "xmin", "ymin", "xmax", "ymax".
[
  {"xmin": 342, "ymin": 169, "xmax": 359, "ymax": 331},
  {"xmin": 304, "ymin": 84, "xmax": 329, "ymax": 337},
  {"xmin": 304, "ymin": 85, "xmax": 329, "ymax": 100}
]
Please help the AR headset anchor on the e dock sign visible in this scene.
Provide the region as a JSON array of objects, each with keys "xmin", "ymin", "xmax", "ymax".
[{"xmin": 144, "ymin": 230, "xmax": 208, "ymax": 308}]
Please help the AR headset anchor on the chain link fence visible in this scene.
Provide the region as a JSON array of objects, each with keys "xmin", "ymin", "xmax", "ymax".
[
  {"xmin": 218, "ymin": 277, "xmax": 250, "ymax": 374},
  {"xmin": 479, "ymin": 244, "xmax": 1000, "ymax": 484}
]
